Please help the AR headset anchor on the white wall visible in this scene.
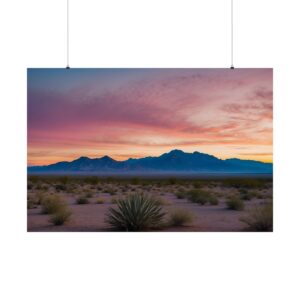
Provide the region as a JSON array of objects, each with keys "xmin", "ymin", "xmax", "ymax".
[{"xmin": 0, "ymin": 1, "xmax": 299, "ymax": 300}]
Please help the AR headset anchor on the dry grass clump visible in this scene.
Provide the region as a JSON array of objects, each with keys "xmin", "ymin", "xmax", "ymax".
[
  {"xmin": 226, "ymin": 197, "xmax": 245, "ymax": 211},
  {"xmin": 39, "ymin": 194, "xmax": 72, "ymax": 225},
  {"xmin": 95, "ymin": 198, "xmax": 105, "ymax": 204},
  {"xmin": 41, "ymin": 194, "xmax": 65, "ymax": 214},
  {"xmin": 175, "ymin": 187, "xmax": 186, "ymax": 199},
  {"xmin": 186, "ymin": 189, "xmax": 218, "ymax": 205},
  {"xmin": 155, "ymin": 196, "xmax": 171, "ymax": 205},
  {"xmin": 50, "ymin": 207, "xmax": 72, "ymax": 226},
  {"xmin": 240, "ymin": 203, "xmax": 273, "ymax": 231},
  {"xmin": 105, "ymin": 193, "xmax": 165, "ymax": 231},
  {"xmin": 76, "ymin": 196, "xmax": 89, "ymax": 204},
  {"xmin": 103, "ymin": 187, "xmax": 117, "ymax": 196},
  {"xmin": 208, "ymin": 197, "xmax": 219, "ymax": 205},
  {"xmin": 27, "ymin": 195, "xmax": 38, "ymax": 209},
  {"xmin": 167, "ymin": 208, "xmax": 194, "ymax": 227}
]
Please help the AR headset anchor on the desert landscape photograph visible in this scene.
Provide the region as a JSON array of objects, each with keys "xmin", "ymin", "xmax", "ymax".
[{"xmin": 27, "ymin": 68, "xmax": 273, "ymax": 232}]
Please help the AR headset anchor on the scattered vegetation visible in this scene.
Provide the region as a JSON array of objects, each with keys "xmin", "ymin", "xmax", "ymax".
[
  {"xmin": 167, "ymin": 208, "xmax": 194, "ymax": 227},
  {"xmin": 208, "ymin": 197, "xmax": 219, "ymax": 205},
  {"xmin": 50, "ymin": 207, "xmax": 72, "ymax": 225},
  {"xmin": 41, "ymin": 195, "xmax": 66, "ymax": 214},
  {"xmin": 226, "ymin": 197, "xmax": 245, "ymax": 211},
  {"xmin": 105, "ymin": 193, "xmax": 165, "ymax": 231},
  {"xmin": 96, "ymin": 198, "xmax": 105, "ymax": 204},
  {"xmin": 186, "ymin": 189, "xmax": 218, "ymax": 205},
  {"xmin": 222, "ymin": 178, "xmax": 266, "ymax": 189},
  {"xmin": 175, "ymin": 187, "xmax": 186, "ymax": 199},
  {"xmin": 55, "ymin": 183, "xmax": 67, "ymax": 192},
  {"xmin": 240, "ymin": 203, "xmax": 273, "ymax": 231},
  {"xmin": 76, "ymin": 196, "xmax": 89, "ymax": 204}
]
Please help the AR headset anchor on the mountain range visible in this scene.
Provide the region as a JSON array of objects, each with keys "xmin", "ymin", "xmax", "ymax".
[{"xmin": 28, "ymin": 149, "xmax": 273, "ymax": 174}]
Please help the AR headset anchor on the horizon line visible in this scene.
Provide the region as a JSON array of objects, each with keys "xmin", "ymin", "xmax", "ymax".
[{"xmin": 27, "ymin": 149, "xmax": 273, "ymax": 167}]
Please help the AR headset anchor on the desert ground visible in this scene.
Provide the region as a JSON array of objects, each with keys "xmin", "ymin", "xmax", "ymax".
[{"xmin": 27, "ymin": 175, "xmax": 273, "ymax": 232}]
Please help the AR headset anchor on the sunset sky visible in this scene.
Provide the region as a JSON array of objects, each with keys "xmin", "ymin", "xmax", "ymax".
[{"xmin": 27, "ymin": 68, "xmax": 273, "ymax": 166}]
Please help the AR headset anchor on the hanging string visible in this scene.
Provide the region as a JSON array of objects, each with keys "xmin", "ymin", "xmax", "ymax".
[
  {"xmin": 230, "ymin": 0, "xmax": 234, "ymax": 69},
  {"xmin": 66, "ymin": 0, "xmax": 70, "ymax": 69}
]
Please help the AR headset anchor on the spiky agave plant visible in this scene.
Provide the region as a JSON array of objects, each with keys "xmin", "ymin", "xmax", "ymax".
[{"xmin": 106, "ymin": 193, "xmax": 165, "ymax": 231}]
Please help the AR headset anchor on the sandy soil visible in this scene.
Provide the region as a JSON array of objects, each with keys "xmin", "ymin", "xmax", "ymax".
[{"xmin": 27, "ymin": 182, "xmax": 272, "ymax": 232}]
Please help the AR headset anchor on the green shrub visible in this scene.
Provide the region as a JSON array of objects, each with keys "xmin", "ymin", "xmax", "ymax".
[
  {"xmin": 29, "ymin": 175, "xmax": 39, "ymax": 184},
  {"xmin": 193, "ymin": 181, "xmax": 203, "ymax": 189},
  {"xmin": 96, "ymin": 198, "xmax": 105, "ymax": 204},
  {"xmin": 130, "ymin": 177, "xmax": 141, "ymax": 185},
  {"xmin": 84, "ymin": 191, "xmax": 93, "ymax": 198},
  {"xmin": 27, "ymin": 196, "xmax": 38, "ymax": 209},
  {"xmin": 41, "ymin": 195, "xmax": 65, "ymax": 214},
  {"xmin": 50, "ymin": 207, "xmax": 72, "ymax": 225},
  {"xmin": 76, "ymin": 197, "xmax": 89, "ymax": 204},
  {"xmin": 84, "ymin": 176, "xmax": 100, "ymax": 185},
  {"xmin": 34, "ymin": 191, "xmax": 47, "ymax": 205},
  {"xmin": 168, "ymin": 208, "xmax": 194, "ymax": 226},
  {"xmin": 55, "ymin": 184, "xmax": 66, "ymax": 192},
  {"xmin": 240, "ymin": 204, "xmax": 273, "ymax": 231},
  {"xmin": 186, "ymin": 189, "xmax": 216, "ymax": 205},
  {"xmin": 208, "ymin": 197, "xmax": 219, "ymax": 205},
  {"xmin": 226, "ymin": 197, "xmax": 245, "ymax": 211},
  {"xmin": 167, "ymin": 177, "xmax": 178, "ymax": 185},
  {"xmin": 103, "ymin": 187, "xmax": 116, "ymax": 195},
  {"xmin": 175, "ymin": 188, "xmax": 186, "ymax": 199},
  {"xmin": 105, "ymin": 193, "xmax": 165, "ymax": 231},
  {"xmin": 59, "ymin": 176, "xmax": 70, "ymax": 185},
  {"xmin": 222, "ymin": 178, "xmax": 266, "ymax": 189}
]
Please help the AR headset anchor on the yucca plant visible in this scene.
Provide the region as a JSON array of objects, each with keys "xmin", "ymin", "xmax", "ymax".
[{"xmin": 105, "ymin": 193, "xmax": 165, "ymax": 231}]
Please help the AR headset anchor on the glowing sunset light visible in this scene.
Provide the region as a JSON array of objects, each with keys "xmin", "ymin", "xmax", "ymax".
[{"xmin": 28, "ymin": 68, "xmax": 272, "ymax": 166}]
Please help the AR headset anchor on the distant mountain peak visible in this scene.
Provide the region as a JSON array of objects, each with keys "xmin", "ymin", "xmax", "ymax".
[
  {"xmin": 169, "ymin": 149, "xmax": 184, "ymax": 154},
  {"xmin": 100, "ymin": 155, "xmax": 114, "ymax": 161},
  {"xmin": 28, "ymin": 150, "xmax": 273, "ymax": 174},
  {"xmin": 75, "ymin": 156, "xmax": 90, "ymax": 161}
]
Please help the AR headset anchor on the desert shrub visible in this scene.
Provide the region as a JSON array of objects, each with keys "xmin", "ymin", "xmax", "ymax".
[
  {"xmin": 240, "ymin": 204, "xmax": 273, "ymax": 231},
  {"xmin": 84, "ymin": 191, "xmax": 93, "ymax": 198},
  {"xmin": 96, "ymin": 198, "xmax": 105, "ymax": 204},
  {"xmin": 49, "ymin": 207, "xmax": 72, "ymax": 225},
  {"xmin": 28, "ymin": 175, "xmax": 39, "ymax": 184},
  {"xmin": 222, "ymin": 178, "xmax": 266, "ymax": 189},
  {"xmin": 208, "ymin": 197, "xmax": 219, "ymax": 205},
  {"xmin": 103, "ymin": 187, "xmax": 116, "ymax": 195},
  {"xmin": 175, "ymin": 187, "xmax": 186, "ymax": 199},
  {"xmin": 105, "ymin": 193, "xmax": 165, "ymax": 231},
  {"xmin": 155, "ymin": 197, "xmax": 171, "ymax": 205},
  {"xmin": 27, "ymin": 182, "xmax": 33, "ymax": 190},
  {"xmin": 34, "ymin": 191, "xmax": 48, "ymax": 205},
  {"xmin": 193, "ymin": 181, "xmax": 203, "ymax": 189},
  {"xmin": 186, "ymin": 189, "xmax": 217, "ymax": 205},
  {"xmin": 59, "ymin": 176, "xmax": 70, "ymax": 185},
  {"xmin": 84, "ymin": 176, "xmax": 100, "ymax": 185},
  {"xmin": 167, "ymin": 177, "xmax": 178, "ymax": 185},
  {"xmin": 130, "ymin": 177, "xmax": 141, "ymax": 185},
  {"xmin": 41, "ymin": 195, "xmax": 65, "ymax": 214},
  {"xmin": 226, "ymin": 197, "xmax": 245, "ymax": 211},
  {"xmin": 27, "ymin": 196, "xmax": 38, "ymax": 209},
  {"xmin": 55, "ymin": 184, "xmax": 66, "ymax": 192},
  {"xmin": 168, "ymin": 208, "xmax": 194, "ymax": 227},
  {"xmin": 175, "ymin": 191, "xmax": 185, "ymax": 199},
  {"xmin": 76, "ymin": 196, "xmax": 89, "ymax": 204}
]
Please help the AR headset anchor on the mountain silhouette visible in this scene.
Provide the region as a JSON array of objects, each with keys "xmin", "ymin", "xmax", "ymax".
[{"xmin": 28, "ymin": 149, "xmax": 273, "ymax": 173}]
